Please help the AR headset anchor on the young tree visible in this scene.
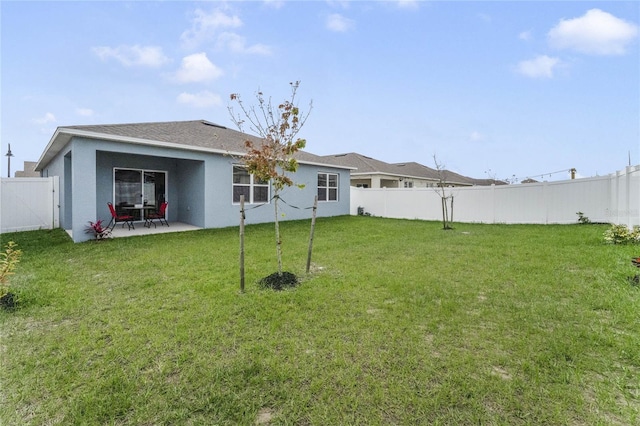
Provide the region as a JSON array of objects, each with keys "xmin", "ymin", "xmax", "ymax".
[
  {"xmin": 433, "ymin": 154, "xmax": 454, "ymax": 230},
  {"xmin": 229, "ymin": 81, "xmax": 312, "ymax": 276}
]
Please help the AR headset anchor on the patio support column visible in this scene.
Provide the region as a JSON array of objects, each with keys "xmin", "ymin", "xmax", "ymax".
[
  {"xmin": 70, "ymin": 139, "xmax": 97, "ymax": 242},
  {"xmin": 371, "ymin": 175, "xmax": 381, "ymax": 188}
]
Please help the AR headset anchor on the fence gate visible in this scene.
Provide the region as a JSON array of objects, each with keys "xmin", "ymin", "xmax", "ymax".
[{"xmin": 0, "ymin": 177, "xmax": 60, "ymax": 233}]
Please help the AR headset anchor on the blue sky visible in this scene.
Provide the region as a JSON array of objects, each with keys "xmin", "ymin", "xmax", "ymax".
[{"xmin": 1, "ymin": 1, "xmax": 638, "ymax": 182}]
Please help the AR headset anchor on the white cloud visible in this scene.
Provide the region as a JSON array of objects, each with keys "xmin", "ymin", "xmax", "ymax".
[
  {"xmin": 173, "ymin": 53, "xmax": 223, "ymax": 83},
  {"xmin": 469, "ymin": 131, "xmax": 485, "ymax": 142},
  {"xmin": 76, "ymin": 108, "xmax": 94, "ymax": 117},
  {"xmin": 181, "ymin": 7, "xmax": 272, "ymax": 55},
  {"xmin": 217, "ymin": 32, "xmax": 272, "ymax": 55},
  {"xmin": 548, "ymin": 9, "xmax": 639, "ymax": 55},
  {"xmin": 478, "ymin": 13, "xmax": 492, "ymax": 23},
  {"xmin": 181, "ymin": 8, "xmax": 243, "ymax": 49},
  {"xmin": 519, "ymin": 30, "xmax": 532, "ymax": 41},
  {"xmin": 92, "ymin": 45, "xmax": 169, "ymax": 67},
  {"xmin": 263, "ymin": 0, "xmax": 285, "ymax": 9},
  {"xmin": 326, "ymin": 13, "xmax": 355, "ymax": 32},
  {"xmin": 396, "ymin": 0, "xmax": 419, "ymax": 10},
  {"xmin": 177, "ymin": 91, "xmax": 222, "ymax": 108},
  {"xmin": 516, "ymin": 55, "xmax": 562, "ymax": 79},
  {"xmin": 32, "ymin": 112, "xmax": 56, "ymax": 124}
]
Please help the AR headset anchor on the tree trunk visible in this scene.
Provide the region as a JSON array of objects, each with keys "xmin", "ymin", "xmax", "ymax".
[
  {"xmin": 306, "ymin": 196, "xmax": 318, "ymax": 274},
  {"xmin": 274, "ymin": 194, "xmax": 283, "ymax": 276}
]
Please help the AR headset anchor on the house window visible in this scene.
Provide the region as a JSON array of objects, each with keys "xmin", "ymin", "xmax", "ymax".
[
  {"xmin": 233, "ymin": 166, "xmax": 269, "ymax": 204},
  {"xmin": 404, "ymin": 181, "xmax": 413, "ymax": 188},
  {"xmin": 318, "ymin": 172, "xmax": 338, "ymax": 202}
]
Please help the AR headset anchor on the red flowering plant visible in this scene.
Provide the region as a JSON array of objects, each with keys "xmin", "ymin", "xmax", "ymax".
[{"xmin": 85, "ymin": 220, "xmax": 112, "ymax": 240}]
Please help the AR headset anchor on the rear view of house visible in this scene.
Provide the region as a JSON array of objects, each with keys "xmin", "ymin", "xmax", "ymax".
[{"xmin": 35, "ymin": 120, "xmax": 351, "ymax": 242}]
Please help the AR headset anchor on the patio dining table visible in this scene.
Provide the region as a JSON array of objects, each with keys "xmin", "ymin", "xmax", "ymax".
[{"xmin": 121, "ymin": 205, "xmax": 158, "ymax": 220}]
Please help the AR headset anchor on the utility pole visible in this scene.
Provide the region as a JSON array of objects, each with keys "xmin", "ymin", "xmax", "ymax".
[{"xmin": 5, "ymin": 144, "xmax": 14, "ymax": 178}]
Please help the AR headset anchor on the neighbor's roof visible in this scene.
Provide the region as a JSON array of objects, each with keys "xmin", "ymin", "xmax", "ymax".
[
  {"xmin": 36, "ymin": 120, "xmax": 352, "ymax": 171},
  {"xmin": 392, "ymin": 161, "xmax": 505, "ymax": 186},
  {"xmin": 319, "ymin": 152, "xmax": 497, "ymax": 186},
  {"xmin": 321, "ymin": 153, "xmax": 406, "ymax": 176}
]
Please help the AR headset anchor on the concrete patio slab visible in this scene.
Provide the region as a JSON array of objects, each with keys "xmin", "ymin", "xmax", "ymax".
[{"xmin": 67, "ymin": 222, "xmax": 202, "ymax": 240}]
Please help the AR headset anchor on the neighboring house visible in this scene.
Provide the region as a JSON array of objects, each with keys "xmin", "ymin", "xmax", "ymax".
[
  {"xmin": 14, "ymin": 161, "xmax": 40, "ymax": 177},
  {"xmin": 35, "ymin": 120, "xmax": 352, "ymax": 242},
  {"xmin": 320, "ymin": 152, "xmax": 500, "ymax": 188}
]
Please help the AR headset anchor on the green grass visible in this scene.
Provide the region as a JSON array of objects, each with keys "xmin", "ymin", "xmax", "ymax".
[{"xmin": 1, "ymin": 216, "xmax": 639, "ymax": 425}]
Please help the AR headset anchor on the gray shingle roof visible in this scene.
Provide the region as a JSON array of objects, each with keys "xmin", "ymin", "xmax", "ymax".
[
  {"xmin": 391, "ymin": 162, "xmax": 442, "ymax": 181},
  {"xmin": 321, "ymin": 153, "xmax": 405, "ymax": 175},
  {"xmin": 38, "ymin": 120, "xmax": 342, "ymax": 169},
  {"xmin": 319, "ymin": 152, "xmax": 503, "ymax": 186},
  {"xmin": 65, "ymin": 120, "xmax": 251, "ymax": 152}
]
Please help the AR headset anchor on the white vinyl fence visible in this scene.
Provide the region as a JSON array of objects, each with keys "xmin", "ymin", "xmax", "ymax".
[
  {"xmin": 0, "ymin": 166, "xmax": 638, "ymax": 235},
  {"xmin": 351, "ymin": 165, "xmax": 640, "ymax": 227},
  {"xmin": 0, "ymin": 177, "xmax": 60, "ymax": 233}
]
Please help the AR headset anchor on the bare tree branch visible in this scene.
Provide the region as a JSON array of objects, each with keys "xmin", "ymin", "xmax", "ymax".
[{"xmin": 228, "ymin": 81, "xmax": 313, "ymax": 274}]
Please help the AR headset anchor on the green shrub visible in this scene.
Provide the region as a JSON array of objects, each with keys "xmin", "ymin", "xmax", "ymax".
[
  {"xmin": 576, "ymin": 212, "xmax": 591, "ymax": 224},
  {"xmin": 0, "ymin": 241, "xmax": 22, "ymax": 309},
  {"xmin": 603, "ymin": 224, "xmax": 640, "ymax": 244}
]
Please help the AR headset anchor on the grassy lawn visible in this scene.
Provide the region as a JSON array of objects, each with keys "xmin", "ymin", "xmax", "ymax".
[{"xmin": 1, "ymin": 216, "xmax": 639, "ymax": 425}]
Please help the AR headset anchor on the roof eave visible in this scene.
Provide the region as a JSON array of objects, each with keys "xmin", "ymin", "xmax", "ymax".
[
  {"xmin": 297, "ymin": 160, "xmax": 355, "ymax": 170},
  {"xmin": 35, "ymin": 127, "xmax": 352, "ymax": 171},
  {"xmin": 35, "ymin": 128, "xmax": 69, "ymax": 171},
  {"xmin": 351, "ymin": 171, "xmax": 440, "ymax": 181}
]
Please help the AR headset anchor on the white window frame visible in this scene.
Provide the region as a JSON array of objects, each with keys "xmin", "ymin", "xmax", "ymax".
[
  {"xmin": 318, "ymin": 172, "xmax": 339, "ymax": 202},
  {"xmin": 113, "ymin": 167, "xmax": 168, "ymax": 207},
  {"xmin": 232, "ymin": 165, "xmax": 270, "ymax": 204}
]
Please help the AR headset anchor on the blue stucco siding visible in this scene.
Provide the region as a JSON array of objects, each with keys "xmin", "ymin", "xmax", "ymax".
[
  {"xmin": 39, "ymin": 135, "xmax": 350, "ymax": 242},
  {"xmin": 177, "ymin": 159, "xmax": 205, "ymax": 227},
  {"xmin": 203, "ymin": 155, "xmax": 234, "ymax": 228},
  {"xmin": 70, "ymin": 140, "xmax": 97, "ymax": 241},
  {"xmin": 63, "ymin": 153, "xmax": 72, "ymax": 230},
  {"xmin": 197, "ymin": 156, "xmax": 350, "ymax": 228}
]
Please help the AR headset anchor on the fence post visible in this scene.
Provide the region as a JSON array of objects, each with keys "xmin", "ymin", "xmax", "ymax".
[
  {"xmin": 625, "ymin": 166, "xmax": 632, "ymax": 228},
  {"xmin": 491, "ymin": 184, "xmax": 496, "ymax": 224},
  {"xmin": 0, "ymin": 179, "xmax": 4, "ymax": 233},
  {"xmin": 239, "ymin": 195, "xmax": 245, "ymax": 293},
  {"xmin": 543, "ymin": 181, "xmax": 549, "ymax": 225},
  {"xmin": 614, "ymin": 169, "xmax": 622, "ymax": 225},
  {"xmin": 383, "ymin": 187, "xmax": 388, "ymax": 217},
  {"xmin": 52, "ymin": 176, "xmax": 60, "ymax": 229}
]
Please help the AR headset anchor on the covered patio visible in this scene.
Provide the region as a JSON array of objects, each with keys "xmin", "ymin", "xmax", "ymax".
[
  {"xmin": 68, "ymin": 222, "xmax": 202, "ymax": 240},
  {"xmin": 108, "ymin": 222, "xmax": 202, "ymax": 239}
]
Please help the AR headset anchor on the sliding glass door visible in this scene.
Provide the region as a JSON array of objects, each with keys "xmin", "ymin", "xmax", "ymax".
[
  {"xmin": 114, "ymin": 169, "xmax": 142, "ymax": 209},
  {"xmin": 114, "ymin": 168, "xmax": 167, "ymax": 221}
]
